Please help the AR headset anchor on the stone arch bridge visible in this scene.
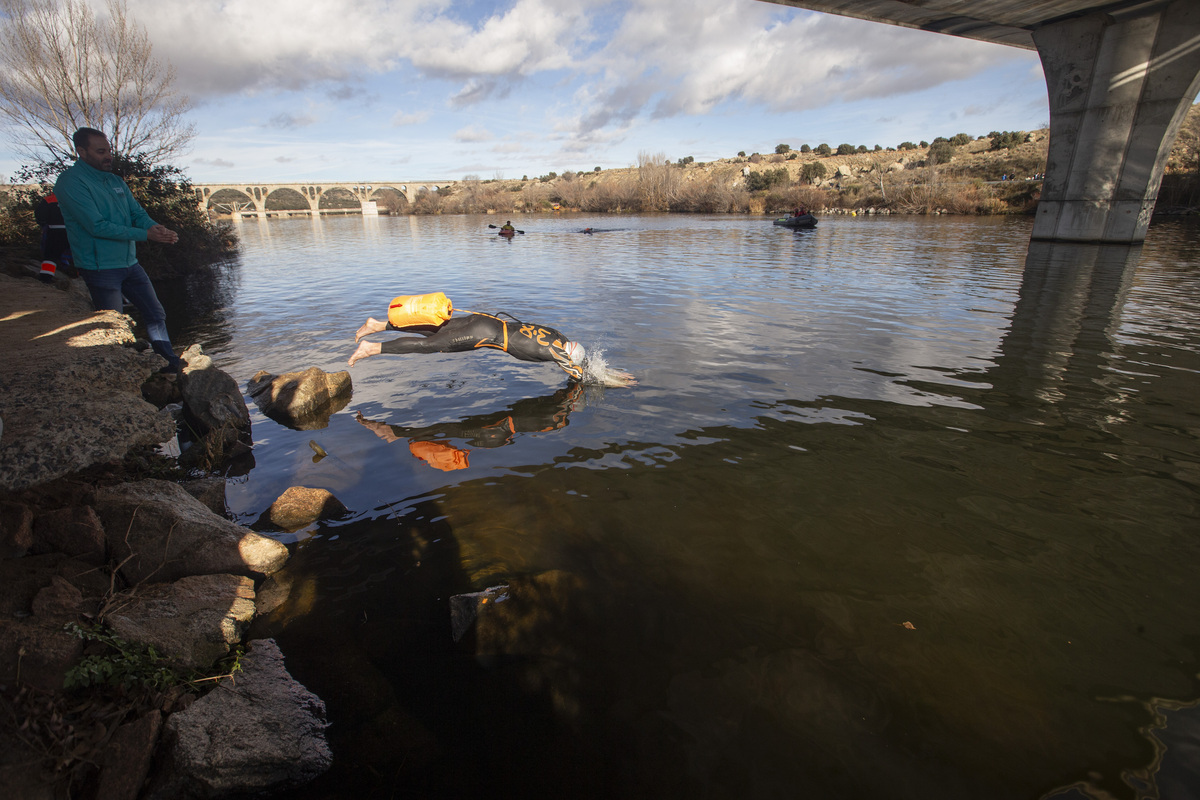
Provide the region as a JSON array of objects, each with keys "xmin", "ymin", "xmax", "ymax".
[{"xmin": 192, "ymin": 180, "xmax": 458, "ymax": 217}]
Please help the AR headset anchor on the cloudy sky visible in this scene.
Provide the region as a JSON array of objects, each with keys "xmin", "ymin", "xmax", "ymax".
[{"xmin": 2, "ymin": 0, "xmax": 1050, "ymax": 184}]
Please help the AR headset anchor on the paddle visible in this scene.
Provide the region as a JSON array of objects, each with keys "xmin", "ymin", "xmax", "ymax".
[{"xmin": 487, "ymin": 224, "xmax": 525, "ymax": 234}]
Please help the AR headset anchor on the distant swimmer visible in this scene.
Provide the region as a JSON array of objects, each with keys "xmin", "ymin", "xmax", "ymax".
[
  {"xmin": 582, "ymin": 227, "xmax": 593, "ymax": 234},
  {"xmin": 350, "ymin": 307, "xmax": 636, "ymax": 387}
]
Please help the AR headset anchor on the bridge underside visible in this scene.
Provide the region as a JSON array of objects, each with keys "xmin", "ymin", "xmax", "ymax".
[{"xmin": 764, "ymin": 1, "xmax": 1200, "ymax": 243}]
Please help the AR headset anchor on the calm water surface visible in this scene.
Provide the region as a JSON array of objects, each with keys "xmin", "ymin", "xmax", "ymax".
[{"xmin": 167, "ymin": 214, "xmax": 1200, "ymax": 800}]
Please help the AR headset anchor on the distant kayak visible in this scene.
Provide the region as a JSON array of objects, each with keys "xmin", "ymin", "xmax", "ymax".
[
  {"xmin": 497, "ymin": 229, "xmax": 516, "ymax": 238},
  {"xmin": 773, "ymin": 213, "xmax": 818, "ymax": 229}
]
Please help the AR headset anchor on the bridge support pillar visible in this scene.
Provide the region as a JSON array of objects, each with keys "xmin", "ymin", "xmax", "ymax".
[{"xmin": 1032, "ymin": 0, "xmax": 1200, "ymax": 243}]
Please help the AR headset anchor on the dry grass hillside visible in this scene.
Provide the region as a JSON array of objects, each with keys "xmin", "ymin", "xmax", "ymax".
[{"xmin": 414, "ymin": 104, "xmax": 1199, "ymax": 218}]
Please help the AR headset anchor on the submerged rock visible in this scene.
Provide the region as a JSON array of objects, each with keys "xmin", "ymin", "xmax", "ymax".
[
  {"xmin": 247, "ymin": 367, "xmax": 352, "ymax": 430},
  {"xmin": 450, "ymin": 584, "xmax": 510, "ymax": 642}
]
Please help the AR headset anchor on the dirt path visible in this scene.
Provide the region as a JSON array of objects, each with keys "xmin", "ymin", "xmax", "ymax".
[{"xmin": 0, "ymin": 271, "xmax": 175, "ymax": 491}]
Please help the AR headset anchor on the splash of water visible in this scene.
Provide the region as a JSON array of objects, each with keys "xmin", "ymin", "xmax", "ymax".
[{"xmin": 581, "ymin": 347, "xmax": 633, "ymax": 387}]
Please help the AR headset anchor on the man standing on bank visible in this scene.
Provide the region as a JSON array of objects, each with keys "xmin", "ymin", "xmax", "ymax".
[{"xmin": 54, "ymin": 127, "xmax": 183, "ymax": 371}]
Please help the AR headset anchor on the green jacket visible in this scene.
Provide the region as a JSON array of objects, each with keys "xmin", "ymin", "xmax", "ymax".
[{"xmin": 54, "ymin": 159, "xmax": 155, "ymax": 270}]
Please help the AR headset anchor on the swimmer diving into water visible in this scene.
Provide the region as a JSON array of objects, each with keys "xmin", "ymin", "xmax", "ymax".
[{"xmin": 349, "ymin": 310, "xmax": 637, "ymax": 387}]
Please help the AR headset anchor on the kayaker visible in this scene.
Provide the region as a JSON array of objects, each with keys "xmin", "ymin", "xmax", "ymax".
[
  {"xmin": 500, "ymin": 221, "xmax": 515, "ymax": 233},
  {"xmin": 349, "ymin": 310, "xmax": 636, "ymax": 385}
]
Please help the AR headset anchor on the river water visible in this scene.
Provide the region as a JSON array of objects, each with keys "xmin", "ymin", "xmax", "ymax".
[{"xmin": 163, "ymin": 213, "xmax": 1200, "ymax": 800}]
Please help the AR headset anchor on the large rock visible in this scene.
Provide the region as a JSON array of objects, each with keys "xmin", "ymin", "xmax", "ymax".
[
  {"xmin": 106, "ymin": 574, "xmax": 257, "ymax": 670},
  {"xmin": 0, "ymin": 561, "xmax": 89, "ymax": 691},
  {"xmin": 31, "ymin": 505, "xmax": 106, "ymax": 560},
  {"xmin": 96, "ymin": 712, "xmax": 163, "ymax": 800},
  {"xmin": 93, "ymin": 479, "xmax": 288, "ymax": 584},
  {"xmin": 0, "ymin": 500, "xmax": 34, "ymax": 555},
  {"xmin": 179, "ymin": 477, "xmax": 228, "ymax": 517},
  {"xmin": 148, "ymin": 638, "xmax": 331, "ymax": 799},
  {"xmin": 178, "ymin": 344, "xmax": 252, "ymax": 466},
  {"xmin": 260, "ymin": 486, "xmax": 348, "ymax": 531},
  {"xmin": 247, "ymin": 367, "xmax": 352, "ymax": 430}
]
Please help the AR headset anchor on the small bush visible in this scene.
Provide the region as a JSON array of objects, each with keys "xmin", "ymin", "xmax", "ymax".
[
  {"xmin": 801, "ymin": 162, "xmax": 828, "ymax": 183},
  {"xmin": 928, "ymin": 141, "xmax": 955, "ymax": 164},
  {"xmin": 745, "ymin": 167, "xmax": 789, "ymax": 191},
  {"xmin": 990, "ymin": 131, "xmax": 1031, "ymax": 151}
]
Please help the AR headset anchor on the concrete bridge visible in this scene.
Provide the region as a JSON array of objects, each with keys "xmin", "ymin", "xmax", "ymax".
[
  {"xmin": 191, "ymin": 180, "xmax": 458, "ymax": 217},
  {"xmin": 764, "ymin": 0, "xmax": 1200, "ymax": 243}
]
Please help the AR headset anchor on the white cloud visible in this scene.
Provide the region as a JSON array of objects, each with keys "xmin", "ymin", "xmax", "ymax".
[
  {"xmin": 126, "ymin": 0, "xmax": 1034, "ymax": 129},
  {"xmin": 454, "ymin": 124, "xmax": 493, "ymax": 142},
  {"xmin": 129, "ymin": 0, "xmax": 592, "ymax": 99},
  {"xmin": 569, "ymin": 0, "xmax": 1033, "ymax": 133},
  {"xmin": 37, "ymin": 0, "xmax": 1046, "ymax": 183},
  {"xmin": 193, "ymin": 157, "xmax": 235, "ymax": 168},
  {"xmin": 391, "ymin": 110, "xmax": 430, "ymax": 126},
  {"xmin": 266, "ymin": 112, "xmax": 318, "ymax": 129}
]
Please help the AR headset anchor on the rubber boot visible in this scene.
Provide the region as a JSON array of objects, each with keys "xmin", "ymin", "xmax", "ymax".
[{"xmin": 150, "ymin": 339, "xmax": 184, "ymax": 373}]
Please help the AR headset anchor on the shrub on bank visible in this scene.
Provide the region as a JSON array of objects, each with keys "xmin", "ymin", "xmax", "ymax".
[{"xmin": 1, "ymin": 155, "xmax": 237, "ymax": 276}]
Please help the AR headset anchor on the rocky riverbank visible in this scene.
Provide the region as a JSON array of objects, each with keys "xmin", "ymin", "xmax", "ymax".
[{"xmin": 0, "ymin": 261, "xmax": 334, "ymax": 799}]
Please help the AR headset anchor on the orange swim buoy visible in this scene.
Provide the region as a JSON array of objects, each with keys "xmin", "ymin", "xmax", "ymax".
[
  {"xmin": 408, "ymin": 440, "xmax": 469, "ymax": 471},
  {"xmin": 388, "ymin": 292, "xmax": 453, "ymax": 328}
]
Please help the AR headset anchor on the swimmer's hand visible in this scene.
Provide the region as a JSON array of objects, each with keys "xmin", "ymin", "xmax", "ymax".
[{"xmin": 599, "ymin": 369, "xmax": 637, "ymax": 387}]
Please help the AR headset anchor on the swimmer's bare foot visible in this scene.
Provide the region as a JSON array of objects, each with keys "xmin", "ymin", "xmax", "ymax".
[
  {"xmin": 355, "ymin": 317, "xmax": 387, "ymax": 342},
  {"xmin": 348, "ymin": 341, "xmax": 381, "ymax": 366}
]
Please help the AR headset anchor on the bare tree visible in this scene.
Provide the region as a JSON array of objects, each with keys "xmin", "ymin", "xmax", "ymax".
[
  {"xmin": 637, "ymin": 150, "xmax": 679, "ymax": 212},
  {"xmin": 0, "ymin": 0, "xmax": 194, "ymax": 163}
]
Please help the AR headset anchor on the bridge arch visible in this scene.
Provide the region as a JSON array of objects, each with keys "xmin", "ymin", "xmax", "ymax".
[{"xmin": 192, "ymin": 180, "xmax": 458, "ymax": 216}]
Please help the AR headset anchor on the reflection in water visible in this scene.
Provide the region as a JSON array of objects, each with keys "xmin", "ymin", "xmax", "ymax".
[
  {"xmin": 987, "ymin": 241, "xmax": 1139, "ymax": 417},
  {"xmin": 356, "ymin": 384, "xmax": 584, "ymax": 471},
  {"xmin": 154, "ymin": 256, "xmax": 242, "ymax": 354},
  {"xmin": 216, "ymin": 217, "xmax": 1200, "ymax": 800}
]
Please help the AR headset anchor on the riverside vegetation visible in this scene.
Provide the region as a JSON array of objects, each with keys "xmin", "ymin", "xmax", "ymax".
[
  {"xmin": 374, "ymin": 107, "xmax": 1198, "ymax": 219},
  {"xmin": 0, "ymin": 153, "xmax": 237, "ymax": 279}
]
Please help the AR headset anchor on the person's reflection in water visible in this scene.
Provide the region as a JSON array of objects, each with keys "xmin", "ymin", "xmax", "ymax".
[{"xmin": 355, "ymin": 384, "xmax": 585, "ymax": 471}]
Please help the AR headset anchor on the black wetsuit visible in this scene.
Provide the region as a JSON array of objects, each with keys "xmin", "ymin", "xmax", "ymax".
[{"xmin": 381, "ymin": 312, "xmax": 583, "ymax": 380}]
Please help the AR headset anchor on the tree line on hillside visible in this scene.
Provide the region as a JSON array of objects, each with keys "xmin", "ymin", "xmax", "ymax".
[{"xmin": 377, "ymin": 138, "xmax": 1052, "ymax": 218}]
